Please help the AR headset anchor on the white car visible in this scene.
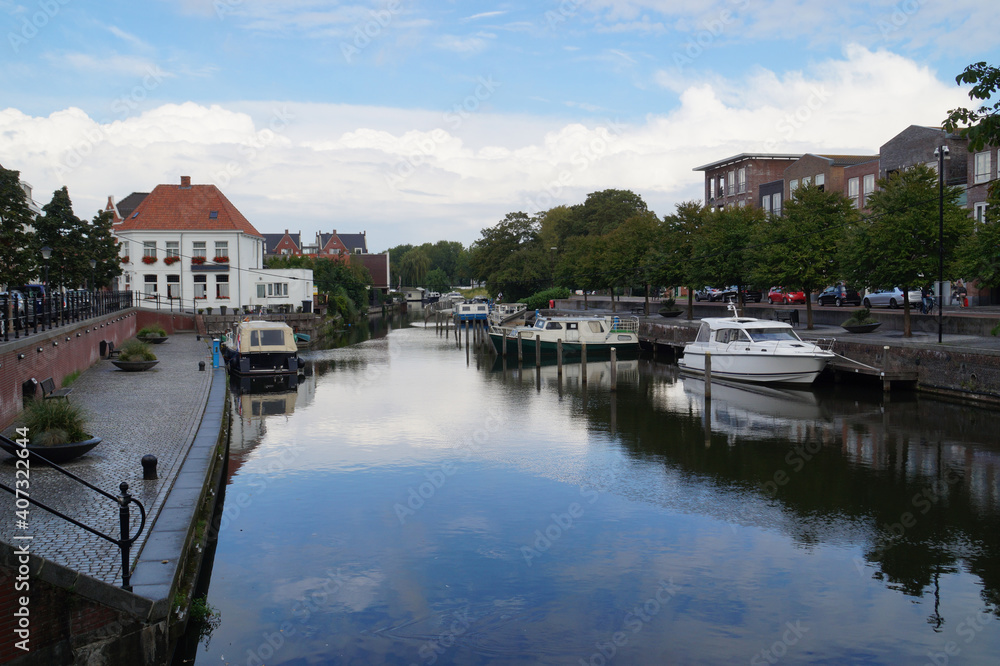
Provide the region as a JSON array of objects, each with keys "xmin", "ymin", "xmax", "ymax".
[{"xmin": 862, "ymin": 287, "xmax": 922, "ymax": 309}]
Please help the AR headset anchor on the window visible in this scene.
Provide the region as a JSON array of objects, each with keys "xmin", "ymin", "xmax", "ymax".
[
  {"xmin": 848, "ymin": 177, "xmax": 860, "ymax": 207},
  {"xmin": 194, "ymin": 275, "xmax": 207, "ymax": 299},
  {"xmin": 975, "ymin": 202, "xmax": 989, "ymax": 225},
  {"xmin": 863, "ymin": 174, "xmax": 875, "ymax": 197},
  {"xmin": 737, "ymin": 199, "xmax": 746, "ymax": 208},
  {"xmin": 737, "ymin": 167, "xmax": 747, "ymax": 194},
  {"xmin": 727, "ymin": 171, "xmax": 735, "ymax": 196},
  {"xmin": 165, "ymin": 241, "xmax": 179, "ymax": 258},
  {"xmin": 587, "ymin": 321, "xmax": 604, "ymax": 333},
  {"xmin": 814, "ymin": 174, "xmax": 825, "ymax": 190},
  {"xmin": 143, "ymin": 274, "xmax": 157, "ymax": 297},
  {"xmin": 143, "ymin": 241, "xmax": 156, "ymax": 258},
  {"xmin": 209, "ymin": 211, "xmax": 218, "ymax": 219},
  {"xmin": 709, "ymin": 179, "xmax": 715, "ymax": 199},
  {"xmin": 762, "ymin": 195, "xmax": 772, "ymax": 213},
  {"xmin": 216, "ymin": 274, "xmax": 229, "ymax": 299},
  {"xmin": 545, "ymin": 322, "xmax": 564, "ymax": 330},
  {"xmin": 267, "ymin": 283, "xmax": 289, "ymax": 297},
  {"xmin": 192, "ymin": 241, "xmax": 207, "ymax": 258},
  {"xmin": 167, "ymin": 274, "xmax": 180, "ymax": 299},
  {"xmin": 251, "ymin": 330, "xmax": 285, "ymax": 346},
  {"xmin": 802, "ymin": 176, "xmax": 811, "ymax": 187},
  {"xmin": 214, "ymin": 241, "xmax": 228, "ymax": 259},
  {"xmin": 789, "ymin": 179, "xmax": 799, "ymax": 194},
  {"xmin": 772, "ymin": 192, "xmax": 782, "ymax": 216},
  {"xmin": 257, "ymin": 284, "xmax": 266, "ymax": 298},
  {"xmin": 975, "ymin": 151, "xmax": 992, "ymax": 184}
]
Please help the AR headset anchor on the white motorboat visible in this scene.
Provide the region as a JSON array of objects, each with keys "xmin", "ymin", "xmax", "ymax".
[
  {"xmin": 221, "ymin": 319, "xmax": 305, "ymax": 375},
  {"xmin": 677, "ymin": 305, "xmax": 834, "ymax": 384},
  {"xmin": 488, "ymin": 302, "xmax": 528, "ymax": 327},
  {"xmin": 489, "ymin": 313, "xmax": 639, "ymax": 355}
]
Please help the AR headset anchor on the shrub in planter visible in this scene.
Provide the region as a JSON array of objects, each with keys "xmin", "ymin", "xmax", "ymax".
[
  {"xmin": 198, "ymin": 308, "xmax": 204, "ymax": 315},
  {"xmin": 213, "ymin": 255, "xmax": 230, "ymax": 263},
  {"xmin": 206, "ymin": 307, "xmax": 214, "ymax": 315},
  {"xmin": 137, "ymin": 325, "xmax": 167, "ymax": 338},
  {"xmin": 191, "ymin": 256, "xmax": 206, "ymax": 265},
  {"xmin": 22, "ymin": 399, "xmax": 90, "ymax": 447},
  {"xmin": 118, "ymin": 339, "xmax": 157, "ymax": 362},
  {"xmin": 141, "ymin": 256, "xmax": 157, "ymax": 264},
  {"xmin": 164, "ymin": 256, "xmax": 180, "ymax": 265},
  {"xmin": 121, "ymin": 255, "xmax": 130, "ymax": 263}
]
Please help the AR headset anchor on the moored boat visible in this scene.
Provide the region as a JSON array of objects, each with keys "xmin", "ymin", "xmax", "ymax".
[
  {"xmin": 677, "ymin": 305, "xmax": 834, "ymax": 384},
  {"xmin": 455, "ymin": 298, "xmax": 491, "ymax": 322},
  {"xmin": 222, "ymin": 319, "xmax": 305, "ymax": 375},
  {"xmin": 489, "ymin": 313, "xmax": 639, "ymax": 355}
]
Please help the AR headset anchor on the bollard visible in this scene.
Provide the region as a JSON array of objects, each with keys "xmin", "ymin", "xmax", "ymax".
[
  {"xmin": 610, "ymin": 347, "xmax": 617, "ymax": 391},
  {"xmin": 704, "ymin": 351, "xmax": 712, "ymax": 399},
  {"xmin": 199, "ymin": 360, "xmax": 206, "ymax": 371},
  {"xmin": 141, "ymin": 454, "xmax": 158, "ymax": 479},
  {"xmin": 581, "ymin": 341, "xmax": 587, "ymax": 384},
  {"xmin": 557, "ymin": 339, "xmax": 563, "ymax": 377}
]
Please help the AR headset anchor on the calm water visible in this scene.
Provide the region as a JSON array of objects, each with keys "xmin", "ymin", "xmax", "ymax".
[{"xmin": 191, "ymin": 314, "xmax": 1000, "ymax": 665}]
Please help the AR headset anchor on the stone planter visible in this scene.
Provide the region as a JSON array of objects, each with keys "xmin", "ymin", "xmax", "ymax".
[
  {"xmin": 842, "ymin": 322, "xmax": 882, "ymax": 334},
  {"xmin": 137, "ymin": 336, "xmax": 169, "ymax": 344},
  {"xmin": 658, "ymin": 310, "xmax": 683, "ymax": 318},
  {"xmin": 0, "ymin": 436, "xmax": 102, "ymax": 464},
  {"xmin": 111, "ymin": 359, "xmax": 160, "ymax": 371}
]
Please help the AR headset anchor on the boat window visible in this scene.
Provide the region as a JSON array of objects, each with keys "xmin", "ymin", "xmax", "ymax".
[
  {"xmin": 735, "ymin": 330, "xmax": 751, "ymax": 343},
  {"xmin": 250, "ymin": 329, "xmax": 287, "ymax": 346},
  {"xmin": 695, "ymin": 324, "xmax": 710, "ymax": 342},
  {"xmin": 715, "ymin": 329, "xmax": 732, "ymax": 343},
  {"xmin": 535, "ymin": 320, "xmax": 545, "ymax": 329},
  {"xmin": 588, "ymin": 321, "xmax": 604, "ymax": 333},
  {"xmin": 567, "ymin": 323, "xmax": 578, "ymax": 330},
  {"xmin": 744, "ymin": 328, "xmax": 801, "ymax": 342},
  {"xmin": 545, "ymin": 322, "xmax": 564, "ymax": 330}
]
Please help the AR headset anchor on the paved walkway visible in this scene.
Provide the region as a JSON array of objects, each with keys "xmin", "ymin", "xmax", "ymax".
[{"xmin": 0, "ymin": 334, "xmax": 213, "ymax": 585}]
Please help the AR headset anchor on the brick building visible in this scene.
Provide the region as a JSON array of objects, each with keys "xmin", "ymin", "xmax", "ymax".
[{"xmin": 693, "ymin": 153, "xmax": 802, "ymax": 211}]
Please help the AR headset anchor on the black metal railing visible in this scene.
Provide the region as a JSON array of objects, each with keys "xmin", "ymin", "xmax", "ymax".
[
  {"xmin": 1, "ymin": 290, "xmax": 136, "ymax": 343},
  {"xmin": 0, "ymin": 433, "xmax": 146, "ymax": 590}
]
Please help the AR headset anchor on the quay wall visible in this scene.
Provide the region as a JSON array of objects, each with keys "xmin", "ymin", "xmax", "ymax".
[{"xmin": 0, "ymin": 311, "xmax": 138, "ymax": 430}]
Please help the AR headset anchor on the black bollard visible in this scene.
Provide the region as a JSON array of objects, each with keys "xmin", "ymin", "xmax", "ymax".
[
  {"xmin": 141, "ymin": 454, "xmax": 158, "ymax": 479},
  {"xmin": 199, "ymin": 360, "xmax": 206, "ymax": 371}
]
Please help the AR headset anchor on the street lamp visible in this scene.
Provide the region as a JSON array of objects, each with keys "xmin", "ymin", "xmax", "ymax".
[
  {"xmin": 89, "ymin": 259, "xmax": 97, "ymax": 292},
  {"xmin": 934, "ymin": 145, "xmax": 950, "ymax": 344},
  {"xmin": 41, "ymin": 245, "xmax": 51, "ymax": 329}
]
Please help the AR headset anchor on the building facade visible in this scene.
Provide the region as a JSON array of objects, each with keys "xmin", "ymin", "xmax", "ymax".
[{"xmin": 693, "ymin": 153, "xmax": 803, "ymax": 211}]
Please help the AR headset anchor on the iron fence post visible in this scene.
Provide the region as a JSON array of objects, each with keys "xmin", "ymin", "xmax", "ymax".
[{"xmin": 119, "ymin": 482, "xmax": 133, "ymax": 591}]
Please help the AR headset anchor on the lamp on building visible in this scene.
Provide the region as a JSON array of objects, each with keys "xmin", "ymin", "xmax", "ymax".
[{"xmin": 933, "ymin": 145, "xmax": 950, "ymax": 344}]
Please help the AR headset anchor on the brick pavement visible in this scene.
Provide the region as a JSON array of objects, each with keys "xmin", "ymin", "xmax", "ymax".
[{"xmin": 0, "ymin": 333, "xmax": 213, "ymax": 585}]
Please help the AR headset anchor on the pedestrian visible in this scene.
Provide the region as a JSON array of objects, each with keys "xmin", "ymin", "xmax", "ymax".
[
  {"xmin": 954, "ymin": 279, "xmax": 967, "ymax": 308},
  {"xmin": 921, "ymin": 286, "xmax": 932, "ymax": 314}
]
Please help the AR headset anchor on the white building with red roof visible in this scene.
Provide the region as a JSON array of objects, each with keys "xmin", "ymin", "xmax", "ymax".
[{"xmin": 111, "ymin": 176, "xmax": 312, "ymax": 312}]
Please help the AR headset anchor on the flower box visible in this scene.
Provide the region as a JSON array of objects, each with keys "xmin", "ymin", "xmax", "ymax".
[
  {"xmin": 141, "ymin": 256, "xmax": 157, "ymax": 264},
  {"xmin": 121, "ymin": 256, "xmax": 130, "ymax": 263},
  {"xmin": 213, "ymin": 256, "xmax": 230, "ymax": 263},
  {"xmin": 164, "ymin": 256, "xmax": 180, "ymax": 265},
  {"xmin": 191, "ymin": 256, "xmax": 206, "ymax": 265}
]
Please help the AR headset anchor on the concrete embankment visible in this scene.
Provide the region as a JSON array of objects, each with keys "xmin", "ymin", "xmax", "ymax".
[{"xmin": 0, "ymin": 332, "xmax": 228, "ymax": 664}]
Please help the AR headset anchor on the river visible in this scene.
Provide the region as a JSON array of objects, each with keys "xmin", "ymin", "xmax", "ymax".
[{"xmin": 185, "ymin": 313, "xmax": 1000, "ymax": 665}]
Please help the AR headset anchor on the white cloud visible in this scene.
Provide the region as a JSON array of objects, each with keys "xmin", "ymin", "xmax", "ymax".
[
  {"xmin": 434, "ymin": 34, "xmax": 489, "ymax": 54},
  {"xmin": 0, "ymin": 46, "xmax": 972, "ymax": 248}
]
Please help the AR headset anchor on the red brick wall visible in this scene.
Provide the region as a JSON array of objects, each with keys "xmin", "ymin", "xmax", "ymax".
[
  {"xmin": 136, "ymin": 310, "xmax": 196, "ymax": 334},
  {"xmin": 0, "ymin": 312, "xmax": 138, "ymax": 430}
]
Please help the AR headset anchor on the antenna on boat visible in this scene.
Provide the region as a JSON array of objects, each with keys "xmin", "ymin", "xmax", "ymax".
[{"xmin": 726, "ymin": 302, "xmax": 739, "ymax": 318}]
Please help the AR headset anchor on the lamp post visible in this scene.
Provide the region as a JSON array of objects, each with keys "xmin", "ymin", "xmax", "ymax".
[
  {"xmin": 934, "ymin": 145, "xmax": 950, "ymax": 344},
  {"xmin": 89, "ymin": 258, "xmax": 97, "ymax": 292},
  {"xmin": 41, "ymin": 245, "xmax": 51, "ymax": 329}
]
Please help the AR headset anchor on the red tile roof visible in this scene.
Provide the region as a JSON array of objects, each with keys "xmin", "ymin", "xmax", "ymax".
[{"xmin": 116, "ymin": 179, "xmax": 262, "ymax": 237}]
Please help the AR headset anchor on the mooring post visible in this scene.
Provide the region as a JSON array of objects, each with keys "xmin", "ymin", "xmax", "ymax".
[
  {"xmin": 705, "ymin": 351, "xmax": 712, "ymax": 399},
  {"xmin": 517, "ymin": 331, "xmax": 523, "ymax": 363},
  {"xmin": 535, "ymin": 334, "xmax": 541, "ymax": 367},
  {"xmin": 883, "ymin": 345, "xmax": 891, "ymax": 393},
  {"xmin": 610, "ymin": 347, "xmax": 617, "ymax": 391},
  {"xmin": 557, "ymin": 339, "xmax": 563, "ymax": 377},
  {"xmin": 581, "ymin": 341, "xmax": 587, "ymax": 384}
]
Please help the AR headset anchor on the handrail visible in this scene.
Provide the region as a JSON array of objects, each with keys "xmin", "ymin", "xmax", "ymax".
[
  {"xmin": 0, "ymin": 433, "xmax": 146, "ymax": 591},
  {"xmin": 1, "ymin": 290, "xmax": 136, "ymax": 343}
]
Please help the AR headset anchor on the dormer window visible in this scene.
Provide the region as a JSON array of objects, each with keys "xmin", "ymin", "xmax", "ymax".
[{"xmin": 209, "ymin": 211, "xmax": 218, "ymax": 219}]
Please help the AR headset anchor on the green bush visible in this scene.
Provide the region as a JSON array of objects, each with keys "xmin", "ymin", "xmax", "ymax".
[
  {"xmin": 137, "ymin": 325, "xmax": 167, "ymax": 338},
  {"xmin": 841, "ymin": 308, "xmax": 877, "ymax": 326},
  {"xmin": 23, "ymin": 399, "xmax": 89, "ymax": 446},
  {"xmin": 524, "ymin": 287, "xmax": 571, "ymax": 310},
  {"xmin": 118, "ymin": 339, "xmax": 157, "ymax": 362}
]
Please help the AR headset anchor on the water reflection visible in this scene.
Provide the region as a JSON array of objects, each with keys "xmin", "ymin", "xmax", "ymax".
[{"xmin": 193, "ymin": 321, "xmax": 1000, "ymax": 664}]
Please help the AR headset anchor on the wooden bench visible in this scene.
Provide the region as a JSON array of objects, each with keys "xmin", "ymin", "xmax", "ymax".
[
  {"xmin": 629, "ymin": 306, "xmax": 646, "ymax": 315},
  {"xmin": 774, "ymin": 309, "xmax": 800, "ymax": 327},
  {"xmin": 40, "ymin": 377, "xmax": 72, "ymax": 401},
  {"xmin": 102, "ymin": 340, "xmax": 122, "ymax": 359}
]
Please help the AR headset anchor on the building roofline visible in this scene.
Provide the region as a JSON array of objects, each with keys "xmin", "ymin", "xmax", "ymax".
[{"xmin": 693, "ymin": 153, "xmax": 804, "ymax": 172}]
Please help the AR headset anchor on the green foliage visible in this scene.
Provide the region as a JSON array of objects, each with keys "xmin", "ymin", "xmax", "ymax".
[
  {"xmin": 655, "ymin": 202, "xmax": 705, "ymax": 290},
  {"xmin": 943, "ymin": 62, "xmax": 1000, "ymax": 152},
  {"xmin": 425, "ymin": 268, "xmax": 450, "ymax": 293},
  {"xmin": 690, "ymin": 206, "xmax": 766, "ymax": 293},
  {"xmin": 659, "ymin": 298, "xmax": 677, "ymax": 311},
  {"xmin": 957, "ymin": 183, "xmax": 1000, "ymax": 287},
  {"xmin": 267, "ymin": 255, "xmax": 371, "ymax": 310},
  {"xmin": 523, "ymin": 287, "xmax": 570, "ymax": 310},
  {"xmin": 37, "ymin": 186, "xmax": 90, "ymax": 289},
  {"xmin": 328, "ymin": 285, "xmax": 358, "ymax": 319},
  {"xmin": 88, "ymin": 209, "xmax": 124, "ymax": 289},
  {"xmin": 842, "ymin": 308, "xmax": 877, "ymax": 326},
  {"xmin": 23, "ymin": 399, "xmax": 89, "ymax": 445},
  {"xmin": 398, "ymin": 248, "xmax": 431, "ymax": 287},
  {"xmin": 138, "ymin": 325, "xmax": 167, "ymax": 338},
  {"xmin": 61, "ymin": 370, "xmax": 81, "ymax": 387},
  {"xmin": 991, "ymin": 321, "xmax": 1000, "ymax": 337},
  {"xmin": 0, "ymin": 167, "xmax": 38, "ymax": 288},
  {"xmin": 118, "ymin": 339, "xmax": 157, "ymax": 362}
]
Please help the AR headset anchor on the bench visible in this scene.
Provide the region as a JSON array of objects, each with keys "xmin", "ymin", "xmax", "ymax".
[
  {"xmin": 40, "ymin": 377, "xmax": 72, "ymax": 401},
  {"xmin": 774, "ymin": 309, "xmax": 800, "ymax": 327},
  {"xmin": 101, "ymin": 340, "xmax": 122, "ymax": 359},
  {"xmin": 629, "ymin": 306, "xmax": 646, "ymax": 315}
]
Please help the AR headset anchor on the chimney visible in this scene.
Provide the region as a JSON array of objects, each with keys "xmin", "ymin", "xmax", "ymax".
[
  {"xmin": 284, "ymin": 228, "xmax": 289, "ymax": 235},
  {"xmin": 180, "ymin": 176, "xmax": 191, "ymax": 188}
]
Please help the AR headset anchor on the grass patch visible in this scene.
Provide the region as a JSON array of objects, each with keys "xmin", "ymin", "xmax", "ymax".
[
  {"xmin": 22, "ymin": 399, "xmax": 90, "ymax": 446},
  {"xmin": 137, "ymin": 325, "xmax": 167, "ymax": 338},
  {"xmin": 61, "ymin": 370, "xmax": 81, "ymax": 387},
  {"xmin": 118, "ymin": 339, "xmax": 157, "ymax": 362}
]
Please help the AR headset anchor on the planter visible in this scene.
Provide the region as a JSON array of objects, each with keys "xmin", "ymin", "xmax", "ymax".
[
  {"xmin": 658, "ymin": 310, "xmax": 683, "ymax": 318},
  {"xmin": 111, "ymin": 359, "xmax": 160, "ymax": 371},
  {"xmin": 0, "ymin": 436, "xmax": 102, "ymax": 464},
  {"xmin": 842, "ymin": 322, "xmax": 882, "ymax": 334},
  {"xmin": 137, "ymin": 336, "xmax": 169, "ymax": 344}
]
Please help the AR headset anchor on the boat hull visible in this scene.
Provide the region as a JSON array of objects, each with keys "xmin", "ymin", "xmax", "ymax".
[
  {"xmin": 489, "ymin": 331, "xmax": 638, "ymax": 356},
  {"xmin": 677, "ymin": 349, "xmax": 829, "ymax": 384}
]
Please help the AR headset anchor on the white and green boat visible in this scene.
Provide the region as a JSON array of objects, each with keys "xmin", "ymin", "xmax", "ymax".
[{"xmin": 489, "ymin": 314, "xmax": 639, "ymax": 356}]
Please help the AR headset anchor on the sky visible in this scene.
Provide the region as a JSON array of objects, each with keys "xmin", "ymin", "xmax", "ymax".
[{"xmin": 1, "ymin": 0, "xmax": 998, "ymax": 251}]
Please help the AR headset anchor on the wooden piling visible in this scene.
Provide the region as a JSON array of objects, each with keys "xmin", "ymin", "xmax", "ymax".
[
  {"xmin": 581, "ymin": 341, "xmax": 587, "ymax": 384},
  {"xmin": 535, "ymin": 335, "xmax": 541, "ymax": 367},
  {"xmin": 557, "ymin": 339, "xmax": 563, "ymax": 377},
  {"xmin": 517, "ymin": 331, "xmax": 523, "ymax": 363},
  {"xmin": 704, "ymin": 351, "xmax": 712, "ymax": 399},
  {"xmin": 610, "ymin": 347, "xmax": 617, "ymax": 391}
]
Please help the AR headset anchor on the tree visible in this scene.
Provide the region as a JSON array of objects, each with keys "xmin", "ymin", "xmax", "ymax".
[
  {"xmin": 841, "ymin": 165, "xmax": 971, "ymax": 337},
  {"xmin": 602, "ymin": 211, "xmax": 660, "ymax": 312},
  {"xmin": 425, "ymin": 268, "xmax": 450, "ymax": 293},
  {"xmin": 754, "ymin": 184, "xmax": 857, "ymax": 329},
  {"xmin": 469, "ymin": 211, "xmax": 539, "ymax": 289},
  {"xmin": 655, "ymin": 202, "xmax": 706, "ymax": 319},
  {"xmin": 398, "ymin": 248, "xmax": 431, "ymax": 287},
  {"xmin": 37, "ymin": 187, "xmax": 89, "ymax": 289},
  {"xmin": 571, "ymin": 189, "xmax": 649, "ymax": 237},
  {"xmin": 87, "ymin": 210, "xmax": 123, "ymax": 289},
  {"xmin": 943, "ymin": 62, "xmax": 1000, "ymax": 151},
  {"xmin": 0, "ymin": 167, "xmax": 37, "ymax": 289},
  {"xmin": 690, "ymin": 206, "xmax": 766, "ymax": 310},
  {"xmin": 957, "ymin": 182, "xmax": 1000, "ymax": 288}
]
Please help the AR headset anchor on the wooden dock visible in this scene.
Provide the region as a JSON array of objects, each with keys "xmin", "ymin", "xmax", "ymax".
[{"xmin": 826, "ymin": 358, "xmax": 918, "ymax": 391}]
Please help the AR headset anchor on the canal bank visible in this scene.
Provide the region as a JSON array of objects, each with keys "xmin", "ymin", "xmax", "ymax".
[{"xmin": 0, "ymin": 333, "xmax": 229, "ymax": 664}]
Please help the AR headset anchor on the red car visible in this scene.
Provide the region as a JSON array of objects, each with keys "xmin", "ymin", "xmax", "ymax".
[{"xmin": 766, "ymin": 287, "xmax": 806, "ymax": 305}]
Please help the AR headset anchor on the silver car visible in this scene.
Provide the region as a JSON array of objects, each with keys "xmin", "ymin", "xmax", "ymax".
[{"xmin": 862, "ymin": 287, "xmax": 922, "ymax": 309}]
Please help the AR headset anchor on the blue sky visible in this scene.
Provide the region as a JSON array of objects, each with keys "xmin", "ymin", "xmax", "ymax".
[{"xmin": 2, "ymin": 0, "xmax": 998, "ymax": 249}]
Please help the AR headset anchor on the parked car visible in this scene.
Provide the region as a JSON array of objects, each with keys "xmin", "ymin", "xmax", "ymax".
[
  {"xmin": 862, "ymin": 287, "xmax": 922, "ymax": 309},
  {"xmin": 721, "ymin": 286, "xmax": 762, "ymax": 303},
  {"xmin": 767, "ymin": 287, "xmax": 806, "ymax": 305},
  {"xmin": 694, "ymin": 286, "xmax": 722, "ymax": 302},
  {"xmin": 817, "ymin": 285, "xmax": 862, "ymax": 307}
]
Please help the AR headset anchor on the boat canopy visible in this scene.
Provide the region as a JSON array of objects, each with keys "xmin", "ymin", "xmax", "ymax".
[{"xmin": 230, "ymin": 321, "xmax": 297, "ymax": 354}]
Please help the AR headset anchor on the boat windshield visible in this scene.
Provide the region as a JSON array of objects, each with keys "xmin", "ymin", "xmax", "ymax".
[{"xmin": 744, "ymin": 328, "xmax": 801, "ymax": 342}]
